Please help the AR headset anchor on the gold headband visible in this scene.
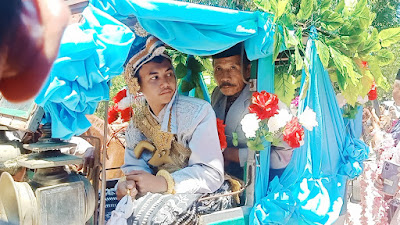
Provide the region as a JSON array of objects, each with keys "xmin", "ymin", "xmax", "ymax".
[{"xmin": 124, "ymin": 36, "xmax": 170, "ymax": 96}]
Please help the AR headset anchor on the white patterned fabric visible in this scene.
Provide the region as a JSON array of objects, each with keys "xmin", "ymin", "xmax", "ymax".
[{"xmin": 122, "ymin": 92, "xmax": 224, "ymax": 193}]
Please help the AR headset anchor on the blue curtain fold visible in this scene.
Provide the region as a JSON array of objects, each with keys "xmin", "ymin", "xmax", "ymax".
[
  {"xmin": 250, "ymin": 27, "xmax": 369, "ymax": 224},
  {"xmin": 35, "ymin": 5, "xmax": 135, "ymax": 139}
]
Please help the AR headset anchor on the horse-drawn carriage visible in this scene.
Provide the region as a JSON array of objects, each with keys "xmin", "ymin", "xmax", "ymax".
[{"xmin": 0, "ymin": 0, "xmax": 378, "ymax": 224}]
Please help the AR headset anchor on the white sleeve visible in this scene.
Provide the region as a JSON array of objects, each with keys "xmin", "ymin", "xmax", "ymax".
[
  {"xmin": 121, "ymin": 122, "xmax": 152, "ymax": 174},
  {"xmin": 69, "ymin": 136, "xmax": 94, "ymax": 156},
  {"xmin": 172, "ymin": 104, "xmax": 224, "ymax": 194}
]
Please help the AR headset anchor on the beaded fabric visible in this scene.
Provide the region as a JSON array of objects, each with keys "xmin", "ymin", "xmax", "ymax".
[{"xmin": 132, "ymin": 103, "xmax": 191, "ymax": 173}]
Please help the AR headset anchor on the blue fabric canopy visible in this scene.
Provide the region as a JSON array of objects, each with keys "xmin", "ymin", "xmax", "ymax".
[
  {"xmin": 36, "ymin": 0, "xmax": 276, "ymax": 139},
  {"xmin": 250, "ymin": 27, "xmax": 369, "ymax": 224}
]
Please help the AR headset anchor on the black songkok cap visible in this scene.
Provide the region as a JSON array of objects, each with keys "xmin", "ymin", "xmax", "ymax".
[
  {"xmin": 212, "ymin": 43, "xmax": 243, "ymax": 59},
  {"xmin": 396, "ymin": 69, "xmax": 400, "ymax": 80}
]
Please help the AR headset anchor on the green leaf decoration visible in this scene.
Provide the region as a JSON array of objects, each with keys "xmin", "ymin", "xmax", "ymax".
[
  {"xmin": 340, "ymin": 18, "xmax": 364, "ymax": 36},
  {"xmin": 274, "ymin": 73, "xmax": 297, "ymax": 105},
  {"xmin": 254, "ymin": 0, "xmax": 277, "ymax": 14},
  {"xmin": 335, "ymin": 0, "xmax": 345, "ymax": 13},
  {"xmin": 320, "ymin": 0, "xmax": 330, "ymax": 12},
  {"xmin": 297, "ymin": 0, "xmax": 314, "ymax": 21},
  {"xmin": 340, "ymin": 34, "xmax": 363, "ymax": 52},
  {"xmin": 366, "ymin": 55, "xmax": 390, "ymax": 91},
  {"xmin": 316, "ymin": 40, "xmax": 330, "ymax": 68},
  {"xmin": 358, "ymin": 28, "xmax": 381, "ymax": 56},
  {"xmin": 294, "ymin": 46, "xmax": 303, "ymax": 70},
  {"xmin": 276, "ymin": 0, "xmax": 290, "ymax": 19},
  {"xmin": 328, "ymin": 68, "xmax": 338, "ymax": 83},
  {"xmin": 378, "ymin": 27, "xmax": 400, "ymax": 48},
  {"xmin": 325, "ymin": 36, "xmax": 351, "ymax": 56},
  {"xmin": 232, "ymin": 132, "xmax": 239, "ymax": 147},
  {"xmin": 187, "ymin": 56, "xmax": 205, "ymax": 74},
  {"xmin": 353, "ymin": 0, "xmax": 367, "ymax": 17},
  {"xmin": 283, "ymin": 26, "xmax": 299, "ymax": 48},
  {"xmin": 343, "ymin": 104, "xmax": 359, "ymax": 119},
  {"xmin": 264, "ymin": 132, "xmax": 274, "ymax": 143},
  {"xmin": 196, "ymin": 56, "xmax": 213, "ymax": 72},
  {"xmin": 279, "ymin": 13, "xmax": 296, "ymax": 30},
  {"xmin": 180, "ymin": 80, "xmax": 194, "ymax": 92},
  {"xmin": 273, "ymin": 29, "xmax": 284, "ymax": 62},
  {"xmin": 247, "ymin": 137, "xmax": 265, "ymax": 151},
  {"xmin": 359, "ymin": 70, "xmax": 374, "ymax": 97},
  {"xmin": 320, "ymin": 10, "xmax": 344, "ymax": 31},
  {"xmin": 329, "ymin": 47, "xmax": 361, "ymax": 87},
  {"xmin": 342, "ymin": 81, "xmax": 358, "ymax": 106},
  {"xmin": 175, "ymin": 63, "xmax": 188, "ymax": 79},
  {"xmin": 375, "ymin": 49, "xmax": 395, "ymax": 66}
]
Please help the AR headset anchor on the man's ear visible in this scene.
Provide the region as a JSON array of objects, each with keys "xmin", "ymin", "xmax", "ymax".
[{"xmin": 244, "ymin": 64, "xmax": 251, "ymax": 80}]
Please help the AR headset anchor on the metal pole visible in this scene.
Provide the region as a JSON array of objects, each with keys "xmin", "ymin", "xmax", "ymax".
[{"xmin": 98, "ymin": 100, "xmax": 109, "ymax": 225}]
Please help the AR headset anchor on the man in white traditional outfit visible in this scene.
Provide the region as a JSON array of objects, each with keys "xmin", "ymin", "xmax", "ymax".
[
  {"xmin": 116, "ymin": 36, "xmax": 224, "ymax": 200},
  {"xmin": 211, "ymin": 43, "xmax": 294, "ymax": 181}
]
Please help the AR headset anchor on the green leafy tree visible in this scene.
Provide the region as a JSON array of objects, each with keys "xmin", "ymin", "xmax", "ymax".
[{"xmin": 254, "ymin": 0, "xmax": 400, "ymax": 111}]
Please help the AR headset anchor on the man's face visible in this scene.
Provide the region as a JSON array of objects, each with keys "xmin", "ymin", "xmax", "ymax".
[
  {"xmin": 393, "ymin": 80, "xmax": 400, "ymax": 106},
  {"xmin": 0, "ymin": 0, "xmax": 69, "ymax": 102},
  {"xmin": 213, "ymin": 55, "xmax": 250, "ymax": 96},
  {"xmin": 138, "ymin": 58, "xmax": 176, "ymax": 110}
]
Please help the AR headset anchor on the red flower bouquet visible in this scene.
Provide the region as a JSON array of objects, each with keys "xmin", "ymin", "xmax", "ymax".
[
  {"xmin": 243, "ymin": 91, "xmax": 316, "ymax": 150},
  {"xmin": 283, "ymin": 118, "xmax": 305, "ymax": 148},
  {"xmin": 216, "ymin": 118, "xmax": 227, "ymax": 150},
  {"xmin": 248, "ymin": 91, "xmax": 279, "ymax": 120},
  {"xmin": 108, "ymin": 88, "xmax": 133, "ymax": 124}
]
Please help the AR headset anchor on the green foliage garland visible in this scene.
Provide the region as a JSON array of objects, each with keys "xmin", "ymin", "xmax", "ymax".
[{"xmin": 254, "ymin": 0, "xmax": 400, "ymax": 109}]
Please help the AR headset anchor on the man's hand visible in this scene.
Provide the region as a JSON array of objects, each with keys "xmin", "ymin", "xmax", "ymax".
[
  {"xmin": 116, "ymin": 177, "xmax": 138, "ymax": 200},
  {"xmin": 81, "ymin": 148, "xmax": 95, "ymax": 177},
  {"xmin": 125, "ymin": 170, "xmax": 167, "ymax": 196}
]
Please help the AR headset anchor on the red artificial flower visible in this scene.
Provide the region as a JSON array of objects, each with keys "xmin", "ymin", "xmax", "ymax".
[
  {"xmin": 108, "ymin": 105, "xmax": 119, "ymax": 124},
  {"xmin": 113, "ymin": 89, "xmax": 127, "ymax": 103},
  {"xmin": 216, "ymin": 118, "xmax": 227, "ymax": 150},
  {"xmin": 368, "ymin": 82, "xmax": 378, "ymax": 101},
  {"xmin": 120, "ymin": 107, "xmax": 133, "ymax": 122},
  {"xmin": 283, "ymin": 118, "xmax": 305, "ymax": 148},
  {"xmin": 361, "ymin": 61, "xmax": 368, "ymax": 68},
  {"xmin": 248, "ymin": 91, "xmax": 279, "ymax": 120}
]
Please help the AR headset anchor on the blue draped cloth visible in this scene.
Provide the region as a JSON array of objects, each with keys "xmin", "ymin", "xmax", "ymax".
[
  {"xmin": 35, "ymin": 5, "xmax": 134, "ymax": 139},
  {"xmin": 250, "ymin": 27, "xmax": 369, "ymax": 224}
]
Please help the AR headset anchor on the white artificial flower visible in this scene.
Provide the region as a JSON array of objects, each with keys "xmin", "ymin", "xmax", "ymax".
[
  {"xmin": 117, "ymin": 96, "xmax": 131, "ymax": 110},
  {"xmin": 267, "ymin": 109, "xmax": 293, "ymax": 133},
  {"xmin": 336, "ymin": 93, "xmax": 347, "ymax": 108},
  {"xmin": 298, "ymin": 106, "xmax": 318, "ymax": 131},
  {"xmin": 357, "ymin": 95, "xmax": 369, "ymax": 104},
  {"xmin": 241, "ymin": 113, "xmax": 260, "ymax": 138}
]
